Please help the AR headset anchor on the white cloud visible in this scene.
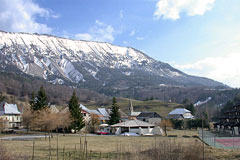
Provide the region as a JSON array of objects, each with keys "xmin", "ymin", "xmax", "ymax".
[
  {"xmin": 0, "ymin": 0, "xmax": 56, "ymax": 33},
  {"xmin": 120, "ymin": 10, "xmax": 123, "ymax": 19},
  {"xmin": 136, "ymin": 37, "xmax": 144, "ymax": 40},
  {"xmin": 129, "ymin": 30, "xmax": 135, "ymax": 36},
  {"xmin": 75, "ymin": 33, "xmax": 92, "ymax": 41},
  {"xmin": 154, "ymin": 0, "xmax": 215, "ymax": 20},
  {"xmin": 75, "ymin": 20, "xmax": 115, "ymax": 43},
  {"xmin": 172, "ymin": 53, "xmax": 240, "ymax": 87}
]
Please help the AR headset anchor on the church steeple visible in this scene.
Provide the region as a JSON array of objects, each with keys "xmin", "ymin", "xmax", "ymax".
[{"xmin": 128, "ymin": 98, "xmax": 133, "ymax": 115}]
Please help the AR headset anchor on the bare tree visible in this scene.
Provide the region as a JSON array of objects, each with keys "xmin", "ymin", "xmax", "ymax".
[
  {"xmin": 88, "ymin": 114, "xmax": 100, "ymax": 133},
  {"xmin": 22, "ymin": 107, "xmax": 34, "ymax": 133},
  {"xmin": 31, "ymin": 108, "xmax": 59, "ymax": 138},
  {"xmin": 0, "ymin": 117, "xmax": 8, "ymax": 133},
  {"xmin": 160, "ymin": 119, "xmax": 173, "ymax": 136},
  {"xmin": 57, "ymin": 112, "xmax": 72, "ymax": 136}
]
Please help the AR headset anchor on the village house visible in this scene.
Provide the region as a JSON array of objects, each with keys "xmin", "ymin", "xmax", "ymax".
[
  {"xmin": 166, "ymin": 108, "xmax": 194, "ymax": 120},
  {"xmin": 79, "ymin": 104, "xmax": 92, "ymax": 123},
  {"xmin": 111, "ymin": 119, "xmax": 162, "ymax": 136},
  {"xmin": 61, "ymin": 104, "xmax": 111, "ymax": 124},
  {"xmin": 0, "ymin": 102, "xmax": 22, "ymax": 129},
  {"xmin": 214, "ymin": 103, "xmax": 240, "ymax": 135},
  {"xmin": 97, "ymin": 108, "xmax": 110, "ymax": 124},
  {"xmin": 137, "ymin": 112, "xmax": 162, "ymax": 125}
]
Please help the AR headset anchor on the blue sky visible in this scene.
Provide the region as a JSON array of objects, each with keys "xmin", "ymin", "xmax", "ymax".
[{"xmin": 0, "ymin": 0, "xmax": 240, "ymax": 87}]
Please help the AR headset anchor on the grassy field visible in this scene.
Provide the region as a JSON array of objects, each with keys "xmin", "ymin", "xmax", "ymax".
[
  {"xmin": 84, "ymin": 98, "xmax": 181, "ymax": 117},
  {"xmin": 1, "ymin": 130, "xmax": 240, "ymax": 160}
]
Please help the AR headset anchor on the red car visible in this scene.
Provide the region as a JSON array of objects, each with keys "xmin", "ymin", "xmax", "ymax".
[{"xmin": 96, "ymin": 131, "xmax": 109, "ymax": 135}]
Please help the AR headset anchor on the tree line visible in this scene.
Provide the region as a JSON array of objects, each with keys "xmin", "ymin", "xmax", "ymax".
[
  {"xmin": 22, "ymin": 85, "xmax": 122, "ymax": 135},
  {"xmin": 23, "ymin": 86, "xmax": 85, "ymax": 135}
]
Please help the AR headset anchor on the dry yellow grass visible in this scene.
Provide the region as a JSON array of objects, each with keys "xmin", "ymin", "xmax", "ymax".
[{"xmin": 1, "ymin": 130, "xmax": 240, "ymax": 160}]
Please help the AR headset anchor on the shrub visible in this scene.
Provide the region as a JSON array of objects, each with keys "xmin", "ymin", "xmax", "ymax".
[{"xmin": 171, "ymin": 119, "xmax": 184, "ymax": 129}]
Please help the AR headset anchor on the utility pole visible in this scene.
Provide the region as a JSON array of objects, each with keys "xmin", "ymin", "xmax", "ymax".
[{"xmin": 202, "ymin": 115, "xmax": 205, "ymax": 160}]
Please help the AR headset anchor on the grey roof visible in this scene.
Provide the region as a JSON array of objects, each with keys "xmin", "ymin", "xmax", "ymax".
[
  {"xmin": 169, "ymin": 108, "xmax": 191, "ymax": 115},
  {"xmin": 111, "ymin": 119, "xmax": 154, "ymax": 127},
  {"xmin": 137, "ymin": 112, "xmax": 162, "ymax": 119},
  {"xmin": 80, "ymin": 104, "xmax": 101, "ymax": 115},
  {"xmin": 90, "ymin": 109, "xmax": 101, "ymax": 115},
  {"xmin": 0, "ymin": 102, "xmax": 21, "ymax": 115},
  {"xmin": 97, "ymin": 108, "xmax": 109, "ymax": 117},
  {"xmin": 79, "ymin": 104, "xmax": 91, "ymax": 113}
]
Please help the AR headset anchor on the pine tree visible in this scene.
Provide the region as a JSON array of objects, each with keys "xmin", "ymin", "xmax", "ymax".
[
  {"xmin": 109, "ymin": 97, "xmax": 120, "ymax": 125},
  {"xmin": 33, "ymin": 86, "xmax": 48, "ymax": 110},
  {"xmin": 183, "ymin": 99, "xmax": 195, "ymax": 115},
  {"xmin": 186, "ymin": 103, "xmax": 195, "ymax": 115},
  {"xmin": 68, "ymin": 90, "xmax": 84, "ymax": 132}
]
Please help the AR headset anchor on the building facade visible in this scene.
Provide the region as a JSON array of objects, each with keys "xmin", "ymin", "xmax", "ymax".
[
  {"xmin": 214, "ymin": 104, "xmax": 240, "ymax": 135},
  {"xmin": 137, "ymin": 112, "xmax": 162, "ymax": 125},
  {"xmin": 0, "ymin": 102, "xmax": 22, "ymax": 129}
]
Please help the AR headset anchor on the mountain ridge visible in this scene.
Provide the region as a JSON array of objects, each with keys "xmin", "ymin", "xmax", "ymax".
[{"xmin": 0, "ymin": 30, "xmax": 227, "ymax": 95}]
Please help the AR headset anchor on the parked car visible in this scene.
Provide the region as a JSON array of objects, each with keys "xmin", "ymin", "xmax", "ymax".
[
  {"xmin": 96, "ymin": 130, "xmax": 109, "ymax": 135},
  {"xmin": 121, "ymin": 132, "xmax": 139, "ymax": 136}
]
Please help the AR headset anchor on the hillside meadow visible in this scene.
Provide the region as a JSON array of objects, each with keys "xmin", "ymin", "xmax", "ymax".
[{"xmin": 83, "ymin": 97, "xmax": 181, "ymax": 117}]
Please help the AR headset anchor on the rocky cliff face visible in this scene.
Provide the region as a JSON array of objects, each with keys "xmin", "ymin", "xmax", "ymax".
[{"xmin": 0, "ymin": 30, "xmax": 225, "ymax": 91}]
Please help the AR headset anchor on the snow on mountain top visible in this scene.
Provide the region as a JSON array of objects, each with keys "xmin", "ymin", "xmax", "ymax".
[
  {"xmin": 0, "ymin": 31, "xmax": 152, "ymax": 64},
  {"xmin": 0, "ymin": 31, "xmax": 224, "ymax": 88}
]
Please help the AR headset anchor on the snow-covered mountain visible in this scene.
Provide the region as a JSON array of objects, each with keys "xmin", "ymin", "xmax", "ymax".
[{"xmin": 0, "ymin": 30, "xmax": 225, "ymax": 91}]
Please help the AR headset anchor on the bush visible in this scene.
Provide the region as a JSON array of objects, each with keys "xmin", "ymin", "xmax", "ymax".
[
  {"xmin": 186, "ymin": 119, "xmax": 209, "ymax": 129},
  {"xmin": 170, "ymin": 119, "xmax": 184, "ymax": 129}
]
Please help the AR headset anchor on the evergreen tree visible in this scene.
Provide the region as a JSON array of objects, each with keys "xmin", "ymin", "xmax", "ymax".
[
  {"xmin": 182, "ymin": 99, "xmax": 195, "ymax": 115},
  {"xmin": 186, "ymin": 103, "xmax": 195, "ymax": 115},
  {"xmin": 68, "ymin": 90, "xmax": 84, "ymax": 132},
  {"xmin": 33, "ymin": 86, "xmax": 48, "ymax": 110},
  {"xmin": 109, "ymin": 97, "xmax": 120, "ymax": 125}
]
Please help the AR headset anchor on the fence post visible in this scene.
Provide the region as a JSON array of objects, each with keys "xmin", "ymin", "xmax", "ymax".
[
  {"xmin": 79, "ymin": 137, "xmax": 82, "ymax": 160},
  {"xmin": 63, "ymin": 146, "xmax": 65, "ymax": 160},
  {"xmin": 74, "ymin": 144, "xmax": 76, "ymax": 159},
  {"xmin": 32, "ymin": 141, "xmax": 35, "ymax": 160},
  {"xmin": 49, "ymin": 133, "xmax": 52, "ymax": 160},
  {"xmin": 86, "ymin": 141, "xmax": 88, "ymax": 160},
  {"xmin": 57, "ymin": 135, "xmax": 59, "ymax": 160}
]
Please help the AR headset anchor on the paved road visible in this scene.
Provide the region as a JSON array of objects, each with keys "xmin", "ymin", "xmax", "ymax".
[{"xmin": 0, "ymin": 135, "xmax": 49, "ymax": 140}]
